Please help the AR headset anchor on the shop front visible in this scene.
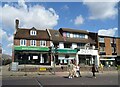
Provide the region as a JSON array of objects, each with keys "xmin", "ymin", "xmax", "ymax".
[
  {"xmin": 77, "ymin": 49, "xmax": 99, "ymax": 66},
  {"xmin": 14, "ymin": 46, "xmax": 50, "ymax": 65},
  {"xmin": 56, "ymin": 48, "xmax": 77, "ymax": 65},
  {"xmin": 100, "ymin": 55, "xmax": 117, "ymax": 67}
]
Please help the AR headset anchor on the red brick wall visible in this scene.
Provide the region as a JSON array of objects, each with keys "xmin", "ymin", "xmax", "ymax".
[
  {"xmin": 26, "ymin": 40, "xmax": 30, "ymax": 46},
  {"xmin": 36, "ymin": 40, "xmax": 40, "ymax": 46},
  {"xmin": 104, "ymin": 37, "xmax": 112, "ymax": 55},
  {"xmin": 46, "ymin": 41, "xmax": 50, "ymax": 47},
  {"xmin": 14, "ymin": 39, "xmax": 20, "ymax": 45},
  {"xmin": 116, "ymin": 38, "xmax": 120, "ymax": 55}
]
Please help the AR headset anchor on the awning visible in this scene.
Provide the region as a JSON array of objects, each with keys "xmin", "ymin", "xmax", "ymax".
[
  {"xmin": 100, "ymin": 58, "xmax": 115, "ymax": 60},
  {"xmin": 100, "ymin": 55, "xmax": 117, "ymax": 58},
  {"xmin": 57, "ymin": 48, "xmax": 77, "ymax": 54},
  {"xmin": 14, "ymin": 46, "xmax": 49, "ymax": 51}
]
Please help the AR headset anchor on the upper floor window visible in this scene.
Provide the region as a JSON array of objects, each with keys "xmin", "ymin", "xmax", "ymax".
[
  {"xmin": 30, "ymin": 30, "xmax": 36, "ymax": 35},
  {"xmin": 79, "ymin": 34, "xmax": 85, "ymax": 39},
  {"xmin": 99, "ymin": 37, "xmax": 104, "ymax": 42},
  {"xmin": 20, "ymin": 39, "xmax": 26, "ymax": 46},
  {"xmin": 73, "ymin": 34, "xmax": 77, "ymax": 38},
  {"xmin": 66, "ymin": 32, "xmax": 70, "ymax": 37},
  {"xmin": 77, "ymin": 43, "xmax": 85, "ymax": 49},
  {"xmin": 30, "ymin": 40, "xmax": 36, "ymax": 46},
  {"xmin": 64, "ymin": 43, "xmax": 72, "ymax": 48},
  {"xmin": 40, "ymin": 40, "xmax": 46, "ymax": 47}
]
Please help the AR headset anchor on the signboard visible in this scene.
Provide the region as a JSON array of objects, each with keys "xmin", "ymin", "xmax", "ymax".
[
  {"xmin": 77, "ymin": 49, "xmax": 98, "ymax": 55},
  {"xmin": 11, "ymin": 62, "xmax": 18, "ymax": 71},
  {"xmin": 14, "ymin": 46, "xmax": 49, "ymax": 51},
  {"xmin": 33, "ymin": 56, "xmax": 38, "ymax": 59},
  {"xmin": 57, "ymin": 48, "xmax": 77, "ymax": 54},
  {"xmin": 39, "ymin": 67, "xmax": 46, "ymax": 71}
]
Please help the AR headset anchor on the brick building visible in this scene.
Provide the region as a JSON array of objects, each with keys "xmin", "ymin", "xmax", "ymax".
[
  {"xmin": 13, "ymin": 19, "xmax": 51, "ymax": 65},
  {"xmin": 12, "ymin": 19, "xmax": 120, "ymax": 66},
  {"xmin": 98, "ymin": 36, "xmax": 120, "ymax": 66}
]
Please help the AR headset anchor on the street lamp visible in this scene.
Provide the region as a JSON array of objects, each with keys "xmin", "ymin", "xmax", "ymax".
[{"xmin": 49, "ymin": 46, "xmax": 57, "ymax": 75}]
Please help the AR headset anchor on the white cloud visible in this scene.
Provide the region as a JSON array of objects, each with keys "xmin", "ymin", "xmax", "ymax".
[
  {"xmin": 61, "ymin": 5, "xmax": 69, "ymax": 10},
  {"xmin": 0, "ymin": 29, "xmax": 13, "ymax": 49},
  {"xmin": 18, "ymin": 0, "xmax": 27, "ymax": 9},
  {"xmin": 1, "ymin": 1, "xmax": 59, "ymax": 31},
  {"xmin": 8, "ymin": 35, "xmax": 13, "ymax": 42},
  {"xmin": 2, "ymin": 48, "xmax": 12, "ymax": 55},
  {"xmin": 7, "ymin": 43, "xmax": 13, "ymax": 48},
  {"xmin": 0, "ymin": 29, "xmax": 8, "ymax": 41},
  {"xmin": 74, "ymin": 15, "xmax": 84, "ymax": 25},
  {"xmin": 98, "ymin": 28, "xmax": 118, "ymax": 36},
  {"xmin": 83, "ymin": 1, "xmax": 117, "ymax": 20}
]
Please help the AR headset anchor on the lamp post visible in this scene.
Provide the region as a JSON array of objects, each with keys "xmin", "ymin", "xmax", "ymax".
[{"xmin": 49, "ymin": 46, "xmax": 56, "ymax": 75}]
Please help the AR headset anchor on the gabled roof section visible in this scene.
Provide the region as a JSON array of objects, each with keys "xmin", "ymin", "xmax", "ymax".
[
  {"xmin": 59, "ymin": 28, "xmax": 89, "ymax": 34},
  {"xmin": 48, "ymin": 29, "xmax": 64, "ymax": 42},
  {"xmin": 30, "ymin": 27, "xmax": 37, "ymax": 30},
  {"xmin": 14, "ymin": 28, "xmax": 50, "ymax": 40}
]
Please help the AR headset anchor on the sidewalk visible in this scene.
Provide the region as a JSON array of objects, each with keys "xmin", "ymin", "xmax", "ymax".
[
  {"xmin": 1, "ymin": 65, "xmax": 119, "ymax": 77},
  {"xmin": 2, "ymin": 70, "xmax": 118, "ymax": 78}
]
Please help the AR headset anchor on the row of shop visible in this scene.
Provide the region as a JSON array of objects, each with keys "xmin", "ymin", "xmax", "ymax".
[{"xmin": 13, "ymin": 46, "xmax": 105, "ymax": 66}]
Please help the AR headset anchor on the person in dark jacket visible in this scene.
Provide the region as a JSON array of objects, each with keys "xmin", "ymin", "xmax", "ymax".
[{"xmin": 92, "ymin": 64, "xmax": 96, "ymax": 78}]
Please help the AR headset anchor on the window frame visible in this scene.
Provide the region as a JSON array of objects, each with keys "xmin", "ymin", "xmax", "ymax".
[
  {"xmin": 30, "ymin": 30, "xmax": 37, "ymax": 36},
  {"xmin": 30, "ymin": 40, "xmax": 36, "ymax": 46},
  {"xmin": 20, "ymin": 39, "xmax": 26, "ymax": 46},
  {"xmin": 40, "ymin": 40, "xmax": 46, "ymax": 47}
]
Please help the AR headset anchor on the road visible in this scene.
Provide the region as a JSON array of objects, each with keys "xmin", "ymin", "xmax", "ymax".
[{"xmin": 1, "ymin": 71, "xmax": 119, "ymax": 87}]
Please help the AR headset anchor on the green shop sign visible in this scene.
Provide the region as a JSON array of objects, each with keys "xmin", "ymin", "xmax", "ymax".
[
  {"xmin": 14, "ymin": 46, "xmax": 49, "ymax": 51},
  {"xmin": 57, "ymin": 48, "xmax": 77, "ymax": 54}
]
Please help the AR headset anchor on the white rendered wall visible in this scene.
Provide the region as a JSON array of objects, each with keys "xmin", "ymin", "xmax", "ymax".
[
  {"xmin": 85, "ymin": 35, "xmax": 88, "ymax": 39},
  {"xmin": 59, "ymin": 42, "xmax": 64, "ymax": 49},
  {"xmin": 72, "ymin": 43, "xmax": 77, "ymax": 49}
]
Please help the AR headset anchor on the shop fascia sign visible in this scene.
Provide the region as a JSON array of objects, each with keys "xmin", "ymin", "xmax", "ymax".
[
  {"xmin": 77, "ymin": 49, "xmax": 93, "ymax": 55},
  {"xmin": 14, "ymin": 46, "xmax": 49, "ymax": 51}
]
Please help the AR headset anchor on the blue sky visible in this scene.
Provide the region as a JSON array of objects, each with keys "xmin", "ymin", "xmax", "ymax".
[{"xmin": 0, "ymin": 0, "xmax": 119, "ymax": 55}]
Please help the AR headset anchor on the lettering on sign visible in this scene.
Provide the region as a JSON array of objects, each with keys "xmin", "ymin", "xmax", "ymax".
[{"xmin": 78, "ymin": 49, "xmax": 93, "ymax": 54}]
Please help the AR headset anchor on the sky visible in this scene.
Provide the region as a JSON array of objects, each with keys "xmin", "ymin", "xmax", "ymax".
[{"xmin": 0, "ymin": 0, "xmax": 119, "ymax": 55}]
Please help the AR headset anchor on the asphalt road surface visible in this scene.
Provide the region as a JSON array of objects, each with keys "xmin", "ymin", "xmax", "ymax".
[{"xmin": 1, "ymin": 72, "xmax": 120, "ymax": 87}]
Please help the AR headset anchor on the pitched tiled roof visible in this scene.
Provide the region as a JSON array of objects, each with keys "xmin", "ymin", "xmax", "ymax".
[
  {"xmin": 63, "ymin": 38, "xmax": 96, "ymax": 44},
  {"xmin": 48, "ymin": 29, "xmax": 64, "ymax": 42},
  {"xmin": 59, "ymin": 28, "xmax": 89, "ymax": 34},
  {"xmin": 14, "ymin": 28, "xmax": 50, "ymax": 40},
  {"xmin": 49, "ymin": 29, "xmax": 96, "ymax": 44}
]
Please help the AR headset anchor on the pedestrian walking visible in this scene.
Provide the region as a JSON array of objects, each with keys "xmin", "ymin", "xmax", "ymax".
[
  {"xmin": 68, "ymin": 60, "xmax": 74, "ymax": 79},
  {"xmin": 91, "ymin": 64, "xmax": 96, "ymax": 78},
  {"xmin": 76, "ymin": 64, "xmax": 82, "ymax": 77},
  {"xmin": 95, "ymin": 65, "xmax": 99, "ymax": 73},
  {"xmin": 100, "ymin": 63, "xmax": 103, "ymax": 73}
]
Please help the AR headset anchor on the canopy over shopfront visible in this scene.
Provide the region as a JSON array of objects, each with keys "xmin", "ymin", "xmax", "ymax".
[{"xmin": 14, "ymin": 46, "xmax": 49, "ymax": 51}]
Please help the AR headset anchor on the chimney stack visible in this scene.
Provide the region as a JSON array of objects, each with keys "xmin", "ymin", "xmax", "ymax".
[{"xmin": 15, "ymin": 19, "xmax": 19, "ymax": 30}]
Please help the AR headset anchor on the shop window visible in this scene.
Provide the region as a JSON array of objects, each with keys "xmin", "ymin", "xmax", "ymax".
[{"xmin": 99, "ymin": 47, "xmax": 105, "ymax": 52}]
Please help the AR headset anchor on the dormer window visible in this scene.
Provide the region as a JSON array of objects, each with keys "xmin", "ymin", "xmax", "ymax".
[{"xmin": 30, "ymin": 30, "xmax": 36, "ymax": 35}]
